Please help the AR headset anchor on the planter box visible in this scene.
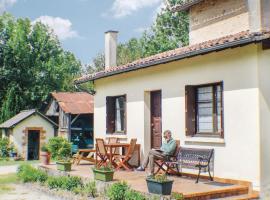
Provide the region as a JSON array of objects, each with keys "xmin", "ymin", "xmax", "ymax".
[
  {"xmin": 146, "ymin": 178, "xmax": 173, "ymax": 195},
  {"xmin": 93, "ymin": 168, "xmax": 114, "ymax": 182},
  {"xmin": 56, "ymin": 161, "xmax": 72, "ymax": 171}
]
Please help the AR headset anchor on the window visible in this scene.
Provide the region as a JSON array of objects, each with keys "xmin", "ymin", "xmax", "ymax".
[
  {"xmin": 106, "ymin": 95, "xmax": 126, "ymax": 134},
  {"xmin": 185, "ymin": 82, "xmax": 223, "ymax": 137}
]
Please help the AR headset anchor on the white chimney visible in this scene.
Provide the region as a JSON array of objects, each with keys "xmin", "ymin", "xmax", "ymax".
[{"xmin": 105, "ymin": 30, "xmax": 118, "ymax": 70}]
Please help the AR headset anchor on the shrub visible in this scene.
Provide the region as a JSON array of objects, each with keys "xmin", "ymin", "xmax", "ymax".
[
  {"xmin": 46, "ymin": 176, "xmax": 62, "ymax": 189},
  {"xmin": 35, "ymin": 170, "xmax": 48, "ymax": 183},
  {"xmin": 125, "ymin": 189, "xmax": 146, "ymax": 200},
  {"xmin": 47, "ymin": 137, "xmax": 71, "ymax": 160},
  {"xmin": 0, "ymin": 138, "xmax": 11, "ymax": 157},
  {"xmin": 171, "ymin": 192, "xmax": 184, "ymax": 200},
  {"xmin": 62, "ymin": 176, "xmax": 83, "ymax": 191},
  {"xmin": 46, "ymin": 176, "xmax": 82, "ymax": 191},
  {"xmin": 17, "ymin": 164, "xmax": 48, "ymax": 183},
  {"xmin": 41, "ymin": 144, "xmax": 49, "ymax": 152},
  {"xmin": 83, "ymin": 181, "xmax": 98, "ymax": 198},
  {"xmin": 106, "ymin": 181, "xmax": 129, "ymax": 200}
]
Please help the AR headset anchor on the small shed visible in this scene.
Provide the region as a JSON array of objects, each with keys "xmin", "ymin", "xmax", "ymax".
[
  {"xmin": 0, "ymin": 110, "xmax": 57, "ymax": 160},
  {"xmin": 45, "ymin": 92, "xmax": 94, "ymax": 151}
]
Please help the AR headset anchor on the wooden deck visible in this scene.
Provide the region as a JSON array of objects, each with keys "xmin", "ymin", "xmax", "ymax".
[{"xmin": 40, "ymin": 162, "xmax": 259, "ymax": 200}]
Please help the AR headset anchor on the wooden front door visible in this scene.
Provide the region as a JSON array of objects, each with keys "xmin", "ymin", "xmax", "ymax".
[{"xmin": 151, "ymin": 90, "xmax": 162, "ymax": 149}]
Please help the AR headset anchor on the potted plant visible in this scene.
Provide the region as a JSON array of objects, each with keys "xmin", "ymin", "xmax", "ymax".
[
  {"xmin": 146, "ymin": 173, "xmax": 174, "ymax": 195},
  {"xmin": 93, "ymin": 164, "xmax": 114, "ymax": 182},
  {"xmin": 48, "ymin": 137, "xmax": 72, "ymax": 171},
  {"xmin": 40, "ymin": 144, "xmax": 51, "ymax": 165},
  {"xmin": 9, "ymin": 143, "xmax": 17, "ymax": 158}
]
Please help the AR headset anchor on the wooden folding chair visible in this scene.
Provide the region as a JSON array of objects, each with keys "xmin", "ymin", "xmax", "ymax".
[
  {"xmin": 154, "ymin": 140, "xmax": 181, "ymax": 175},
  {"xmin": 107, "ymin": 137, "xmax": 119, "ymax": 154},
  {"xmin": 113, "ymin": 138, "xmax": 137, "ymax": 171},
  {"xmin": 95, "ymin": 138, "xmax": 110, "ymax": 167}
]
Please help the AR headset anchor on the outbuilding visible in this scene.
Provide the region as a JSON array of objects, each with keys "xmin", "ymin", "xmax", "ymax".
[{"xmin": 0, "ymin": 109, "xmax": 57, "ymax": 160}]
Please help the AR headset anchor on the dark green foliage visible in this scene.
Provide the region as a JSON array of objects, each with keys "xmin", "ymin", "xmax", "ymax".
[
  {"xmin": 0, "ymin": 13, "xmax": 82, "ymax": 123},
  {"xmin": 0, "ymin": 138, "xmax": 11, "ymax": 157},
  {"xmin": 106, "ymin": 181, "xmax": 129, "ymax": 200},
  {"xmin": 47, "ymin": 137, "xmax": 71, "ymax": 160},
  {"xmin": 17, "ymin": 164, "xmax": 48, "ymax": 183},
  {"xmin": 46, "ymin": 175, "xmax": 82, "ymax": 191}
]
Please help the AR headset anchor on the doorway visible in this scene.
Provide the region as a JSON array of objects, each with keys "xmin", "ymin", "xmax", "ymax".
[
  {"xmin": 150, "ymin": 90, "xmax": 162, "ymax": 149},
  {"xmin": 27, "ymin": 130, "xmax": 40, "ymax": 160}
]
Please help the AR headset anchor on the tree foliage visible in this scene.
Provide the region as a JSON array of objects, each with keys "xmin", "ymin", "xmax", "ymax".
[
  {"xmin": 87, "ymin": 0, "xmax": 188, "ymax": 73},
  {"xmin": 0, "ymin": 13, "xmax": 81, "ymax": 123}
]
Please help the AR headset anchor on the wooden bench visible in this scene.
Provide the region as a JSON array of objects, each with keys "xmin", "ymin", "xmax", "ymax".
[{"xmin": 166, "ymin": 147, "xmax": 214, "ymax": 183}]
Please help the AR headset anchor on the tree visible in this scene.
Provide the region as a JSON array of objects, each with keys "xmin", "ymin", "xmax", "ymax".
[
  {"xmin": 87, "ymin": 0, "xmax": 188, "ymax": 73},
  {"xmin": 141, "ymin": 0, "xmax": 189, "ymax": 57},
  {"xmin": 0, "ymin": 13, "xmax": 82, "ymax": 122}
]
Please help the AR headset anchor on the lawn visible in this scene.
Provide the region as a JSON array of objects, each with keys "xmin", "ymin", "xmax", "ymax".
[
  {"xmin": 0, "ymin": 159, "xmax": 40, "ymax": 166},
  {"xmin": 0, "ymin": 173, "xmax": 18, "ymax": 195}
]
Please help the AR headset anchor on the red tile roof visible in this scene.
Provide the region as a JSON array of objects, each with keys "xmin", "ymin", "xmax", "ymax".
[
  {"xmin": 75, "ymin": 31, "xmax": 270, "ymax": 84},
  {"xmin": 51, "ymin": 92, "xmax": 94, "ymax": 114}
]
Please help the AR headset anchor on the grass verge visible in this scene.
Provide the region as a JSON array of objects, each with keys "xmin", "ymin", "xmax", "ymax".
[
  {"xmin": 0, "ymin": 160, "xmax": 40, "ymax": 166},
  {"xmin": 0, "ymin": 173, "xmax": 18, "ymax": 195}
]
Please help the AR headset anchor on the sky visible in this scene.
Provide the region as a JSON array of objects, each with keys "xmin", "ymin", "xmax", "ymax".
[{"xmin": 1, "ymin": 0, "xmax": 164, "ymax": 64}]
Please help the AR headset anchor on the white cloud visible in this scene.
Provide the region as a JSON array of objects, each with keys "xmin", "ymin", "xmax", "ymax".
[
  {"xmin": 0, "ymin": 0, "xmax": 17, "ymax": 13},
  {"xmin": 32, "ymin": 16, "xmax": 79, "ymax": 41},
  {"xmin": 111, "ymin": 0, "xmax": 162, "ymax": 18}
]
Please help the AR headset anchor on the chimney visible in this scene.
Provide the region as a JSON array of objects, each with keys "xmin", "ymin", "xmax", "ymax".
[{"xmin": 105, "ymin": 30, "xmax": 118, "ymax": 70}]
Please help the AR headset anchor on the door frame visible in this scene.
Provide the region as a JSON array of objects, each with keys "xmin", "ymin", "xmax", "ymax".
[{"xmin": 150, "ymin": 90, "xmax": 162, "ymax": 149}]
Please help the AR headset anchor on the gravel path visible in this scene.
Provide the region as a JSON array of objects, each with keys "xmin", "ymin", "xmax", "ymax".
[
  {"xmin": 0, "ymin": 165, "xmax": 18, "ymax": 175},
  {"xmin": 0, "ymin": 184, "xmax": 62, "ymax": 200}
]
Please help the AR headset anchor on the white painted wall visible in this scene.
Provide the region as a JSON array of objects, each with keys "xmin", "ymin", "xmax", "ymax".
[
  {"xmin": 258, "ymin": 45, "xmax": 270, "ymax": 198},
  {"xmin": 10, "ymin": 114, "xmax": 55, "ymax": 158},
  {"xmin": 94, "ymin": 44, "xmax": 261, "ymax": 190}
]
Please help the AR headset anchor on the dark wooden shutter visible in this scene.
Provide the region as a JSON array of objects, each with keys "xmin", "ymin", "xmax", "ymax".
[
  {"xmin": 106, "ymin": 97, "xmax": 116, "ymax": 134},
  {"xmin": 185, "ymin": 85, "xmax": 196, "ymax": 136}
]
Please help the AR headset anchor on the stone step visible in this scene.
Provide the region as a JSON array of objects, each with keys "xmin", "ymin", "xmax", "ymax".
[
  {"xmin": 184, "ymin": 185, "xmax": 249, "ymax": 200},
  {"xmin": 213, "ymin": 191, "xmax": 259, "ymax": 200}
]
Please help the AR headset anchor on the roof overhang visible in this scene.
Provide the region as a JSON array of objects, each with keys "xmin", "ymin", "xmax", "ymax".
[
  {"xmin": 166, "ymin": 0, "xmax": 204, "ymax": 12},
  {"xmin": 75, "ymin": 31, "xmax": 270, "ymax": 84}
]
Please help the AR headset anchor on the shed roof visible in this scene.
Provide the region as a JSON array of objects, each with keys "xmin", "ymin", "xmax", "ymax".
[
  {"xmin": 0, "ymin": 109, "xmax": 57, "ymax": 129},
  {"xmin": 51, "ymin": 92, "xmax": 94, "ymax": 114},
  {"xmin": 75, "ymin": 31, "xmax": 270, "ymax": 84}
]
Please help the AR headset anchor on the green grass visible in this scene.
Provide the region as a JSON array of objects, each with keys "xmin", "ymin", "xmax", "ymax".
[
  {"xmin": 0, "ymin": 159, "xmax": 40, "ymax": 166},
  {"xmin": 0, "ymin": 173, "xmax": 18, "ymax": 195}
]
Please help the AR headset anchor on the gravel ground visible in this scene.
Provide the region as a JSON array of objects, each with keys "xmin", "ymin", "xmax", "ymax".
[
  {"xmin": 0, "ymin": 184, "xmax": 62, "ymax": 200},
  {"xmin": 0, "ymin": 165, "xmax": 18, "ymax": 175}
]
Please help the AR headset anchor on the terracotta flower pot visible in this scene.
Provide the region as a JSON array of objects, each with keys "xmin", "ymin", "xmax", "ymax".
[{"xmin": 40, "ymin": 151, "xmax": 51, "ymax": 165}]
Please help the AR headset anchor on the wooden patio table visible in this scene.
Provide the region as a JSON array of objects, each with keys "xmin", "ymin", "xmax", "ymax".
[{"xmin": 104, "ymin": 143, "xmax": 141, "ymax": 170}]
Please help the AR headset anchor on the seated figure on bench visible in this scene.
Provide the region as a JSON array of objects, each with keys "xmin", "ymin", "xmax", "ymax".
[{"xmin": 136, "ymin": 130, "xmax": 176, "ymax": 176}]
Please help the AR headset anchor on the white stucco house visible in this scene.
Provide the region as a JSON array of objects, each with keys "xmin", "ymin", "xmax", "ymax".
[
  {"xmin": 75, "ymin": 0, "xmax": 270, "ymax": 197},
  {"xmin": 0, "ymin": 110, "xmax": 57, "ymax": 160}
]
